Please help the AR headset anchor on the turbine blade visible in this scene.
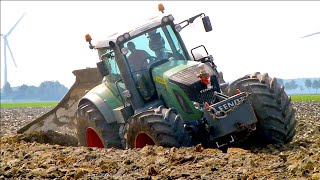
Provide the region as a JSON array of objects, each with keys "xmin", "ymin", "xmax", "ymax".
[
  {"xmin": 7, "ymin": 13, "xmax": 26, "ymax": 37},
  {"xmin": 6, "ymin": 41, "xmax": 18, "ymax": 68},
  {"xmin": 301, "ymin": 32, "xmax": 320, "ymax": 38}
]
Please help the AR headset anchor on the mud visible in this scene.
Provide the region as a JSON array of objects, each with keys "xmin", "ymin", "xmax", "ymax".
[{"xmin": 0, "ymin": 102, "xmax": 319, "ymax": 179}]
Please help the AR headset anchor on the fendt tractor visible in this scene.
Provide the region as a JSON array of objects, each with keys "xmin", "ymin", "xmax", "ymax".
[{"xmin": 18, "ymin": 4, "xmax": 297, "ymax": 150}]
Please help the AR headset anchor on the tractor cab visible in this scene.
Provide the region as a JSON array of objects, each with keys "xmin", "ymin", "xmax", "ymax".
[
  {"xmin": 88, "ymin": 10, "xmax": 214, "ymax": 108},
  {"xmin": 119, "ymin": 22, "xmax": 191, "ymax": 102}
]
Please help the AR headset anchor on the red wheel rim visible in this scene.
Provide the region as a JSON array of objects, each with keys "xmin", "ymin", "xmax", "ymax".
[
  {"xmin": 135, "ymin": 133, "xmax": 155, "ymax": 148},
  {"xmin": 86, "ymin": 128, "xmax": 104, "ymax": 148}
]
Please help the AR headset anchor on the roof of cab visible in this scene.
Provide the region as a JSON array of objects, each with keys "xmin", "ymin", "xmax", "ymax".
[{"xmin": 94, "ymin": 15, "xmax": 165, "ymax": 49}]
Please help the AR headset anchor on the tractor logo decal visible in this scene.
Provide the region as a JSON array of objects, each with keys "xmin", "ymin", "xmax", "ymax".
[
  {"xmin": 214, "ymin": 96, "xmax": 246, "ymax": 112},
  {"xmin": 154, "ymin": 76, "xmax": 166, "ymax": 84}
]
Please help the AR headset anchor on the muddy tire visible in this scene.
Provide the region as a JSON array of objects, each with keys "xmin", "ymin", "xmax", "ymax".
[
  {"xmin": 225, "ymin": 72, "xmax": 297, "ymax": 144},
  {"xmin": 76, "ymin": 101, "xmax": 122, "ymax": 148},
  {"xmin": 124, "ymin": 106, "xmax": 191, "ymax": 148}
]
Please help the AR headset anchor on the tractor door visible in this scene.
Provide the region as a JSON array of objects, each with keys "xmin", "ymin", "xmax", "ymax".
[{"xmin": 99, "ymin": 48, "xmax": 129, "ymax": 105}]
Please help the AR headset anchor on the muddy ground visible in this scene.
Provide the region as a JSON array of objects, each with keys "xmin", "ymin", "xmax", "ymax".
[{"xmin": 0, "ymin": 102, "xmax": 319, "ymax": 179}]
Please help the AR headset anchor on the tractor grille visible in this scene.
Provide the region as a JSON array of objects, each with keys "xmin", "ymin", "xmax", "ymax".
[
  {"xmin": 169, "ymin": 65, "xmax": 203, "ymax": 86},
  {"xmin": 169, "ymin": 65, "xmax": 207, "ymax": 103},
  {"xmin": 198, "ymin": 88, "xmax": 216, "ymax": 104}
]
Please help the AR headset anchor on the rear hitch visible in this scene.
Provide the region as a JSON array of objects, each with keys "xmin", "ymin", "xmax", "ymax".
[{"xmin": 236, "ymin": 122, "xmax": 257, "ymax": 131}]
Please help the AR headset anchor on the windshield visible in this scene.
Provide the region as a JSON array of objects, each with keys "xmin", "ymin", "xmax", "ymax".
[{"xmin": 122, "ymin": 25, "xmax": 188, "ymax": 74}]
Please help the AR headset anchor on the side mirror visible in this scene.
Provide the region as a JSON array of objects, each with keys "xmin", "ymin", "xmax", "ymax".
[
  {"xmin": 101, "ymin": 52, "xmax": 111, "ymax": 60},
  {"xmin": 96, "ymin": 61, "xmax": 109, "ymax": 77},
  {"xmin": 202, "ymin": 16, "xmax": 212, "ymax": 32}
]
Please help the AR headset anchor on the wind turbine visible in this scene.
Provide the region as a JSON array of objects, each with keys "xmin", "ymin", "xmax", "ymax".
[
  {"xmin": 1, "ymin": 13, "xmax": 26, "ymax": 86},
  {"xmin": 301, "ymin": 31, "xmax": 320, "ymax": 38}
]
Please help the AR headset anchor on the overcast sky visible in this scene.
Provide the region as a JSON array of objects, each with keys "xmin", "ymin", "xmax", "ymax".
[{"xmin": 1, "ymin": 1, "xmax": 319, "ymax": 88}]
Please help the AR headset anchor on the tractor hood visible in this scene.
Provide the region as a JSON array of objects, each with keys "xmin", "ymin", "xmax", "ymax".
[
  {"xmin": 151, "ymin": 60, "xmax": 220, "ymax": 122},
  {"xmin": 152, "ymin": 60, "xmax": 214, "ymax": 88},
  {"xmin": 152, "ymin": 60, "xmax": 221, "ymax": 106},
  {"xmin": 152, "ymin": 60, "xmax": 200, "ymax": 84}
]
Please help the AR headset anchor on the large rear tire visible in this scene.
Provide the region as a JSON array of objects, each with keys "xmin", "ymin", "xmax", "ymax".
[
  {"xmin": 225, "ymin": 72, "xmax": 297, "ymax": 144},
  {"xmin": 124, "ymin": 106, "xmax": 191, "ymax": 148},
  {"xmin": 76, "ymin": 101, "xmax": 122, "ymax": 148}
]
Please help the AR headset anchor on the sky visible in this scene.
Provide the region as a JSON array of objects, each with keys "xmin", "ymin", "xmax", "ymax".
[{"xmin": 1, "ymin": 1, "xmax": 319, "ymax": 88}]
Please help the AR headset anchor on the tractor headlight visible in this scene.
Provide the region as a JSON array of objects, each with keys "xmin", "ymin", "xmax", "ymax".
[
  {"xmin": 175, "ymin": 24, "xmax": 182, "ymax": 32},
  {"xmin": 168, "ymin": 14, "xmax": 174, "ymax": 21},
  {"xmin": 117, "ymin": 35, "xmax": 124, "ymax": 42},
  {"xmin": 162, "ymin": 16, "xmax": 169, "ymax": 23},
  {"xmin": 173, "ymin": 90, "xmax": 193, "ymax": 114},
  {"xmin": 123, "ymin": 33, "xmax": 130, "ymax": 39}
]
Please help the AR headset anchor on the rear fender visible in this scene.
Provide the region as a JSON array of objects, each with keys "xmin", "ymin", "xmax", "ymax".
[{"xmin": 78, "ymin": 83, "xmax": 123, "ymax": 124}]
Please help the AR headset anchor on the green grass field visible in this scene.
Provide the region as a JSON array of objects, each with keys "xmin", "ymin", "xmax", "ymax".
[
  {"xmin": 290, "ymin": 94, "xmax": 320, "ymax": 102},
  {"xmin": 0, "ymin": 94, "xmax": 319, "ymax": 108},
  {"xmin": 0, "ymin": 101, "xmax": 58, "ymax": 108}
]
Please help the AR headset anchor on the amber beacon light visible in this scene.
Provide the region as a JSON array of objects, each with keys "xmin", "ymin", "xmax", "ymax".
[
  {"xmin": 85, "ymin": 34, "xmax": 92, "ymax": 42},
  {"xmin": 158, "ymin": 3, "xmax": 165, "ymax": 13}
]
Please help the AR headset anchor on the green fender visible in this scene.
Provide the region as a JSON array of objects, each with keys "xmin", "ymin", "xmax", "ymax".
[{"xmin": 78, "ymin": 83, "xmax": 123, "ymax": 124}]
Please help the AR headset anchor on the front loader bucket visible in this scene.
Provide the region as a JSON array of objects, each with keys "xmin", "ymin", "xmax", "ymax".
[{"xmin": 17, "ymin": 67, "xmax": 101, "ymax": 136}]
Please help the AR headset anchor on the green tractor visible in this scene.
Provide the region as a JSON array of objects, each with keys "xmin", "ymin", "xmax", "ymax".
[{"xmin": 76, "ymin": 6, "xmax": 297, "ymax": 150}]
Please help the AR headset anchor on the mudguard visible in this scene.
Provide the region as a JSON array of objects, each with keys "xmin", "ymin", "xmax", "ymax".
[{"xmin": 78, "ymin": 83, "xmax": 123, "ymax": 124}]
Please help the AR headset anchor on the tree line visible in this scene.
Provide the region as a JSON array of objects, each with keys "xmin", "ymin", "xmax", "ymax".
[
  {"xmin": 1, "ymin": 81, "xmax": 68, "ymax": 101},
  {"xmin": 1, "ymin": 78, "xmax": 319, "ymax": 101},
  {"xmin": 278, "ymin": 79, "xmax": 320, "ymax": 94}
]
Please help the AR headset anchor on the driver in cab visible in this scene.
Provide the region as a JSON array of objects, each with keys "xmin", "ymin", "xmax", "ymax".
[
  {"xmin": 126, "ymin": 41, "xmax": 155, "ymax": 101},
  {"xmin": 127, "ymin": 41, "xmax": 151, "ymax": 72}
]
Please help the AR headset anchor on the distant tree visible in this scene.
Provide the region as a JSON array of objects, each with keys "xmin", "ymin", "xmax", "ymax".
[
  {"xmin": 284, "ymin": 81, "xmax": 291, "ymax": 90},
  {"xmin": 312, "ymin": 80, "xmax": 320, "ymax": 94},
  {"xmin": 277, "ymin": 78, "xmax": 284, "ymax": 85},
  {"xmin": 1, "ymin": 81, "xmax": 68, "ymax": 101},
  {"xmin": 14, "ymin": 84, "xmax": 29, "ymax": 99},
  {"xmin": 284, "ymin": 80, "xmax": 298, "ymax": 91},
  {"xmin": 299, "ymin": 85, "xmax": 304, "ymax": 92},
  {"xmin": 305, "ymin": 79, "xmax": 312, "ymax": 93},
  {"xmin": 38, "ymin": 81, "xmax": 68, "ymax": 101},
  {"xmin": 27, "ymin": 86, "xmax": 39, "ymax": 99},
  {"xmin": 1, "ymin": 82, "xmax": 13, "ymax": 100}
]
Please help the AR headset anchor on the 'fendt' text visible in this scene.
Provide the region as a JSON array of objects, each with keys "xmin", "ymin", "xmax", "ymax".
[{"xmin": 214, "ymin": 96, "xmax": 246, "ymax": 112}]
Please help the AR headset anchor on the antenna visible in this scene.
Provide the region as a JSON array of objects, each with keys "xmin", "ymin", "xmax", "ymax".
[{"xmin": 1, "ymin": 13, "xmax": 26, "ymax": 86}]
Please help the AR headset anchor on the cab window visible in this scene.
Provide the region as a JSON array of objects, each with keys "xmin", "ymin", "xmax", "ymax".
[{"xmin": 99, "ymin": 48, "xmax": 121, "ymax": 83}]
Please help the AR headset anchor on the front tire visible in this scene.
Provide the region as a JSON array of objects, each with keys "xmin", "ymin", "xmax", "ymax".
[
  {"xmin": 76, "ymin": 101, "xmax": 122, "ymax": 148},
  {"xmin": 225, "ymin": 72, "xmax": 297, "ymax": 144},
  {"xmin": 124, "ymin": 106, "xmax": 191, "ymax": 148}
]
